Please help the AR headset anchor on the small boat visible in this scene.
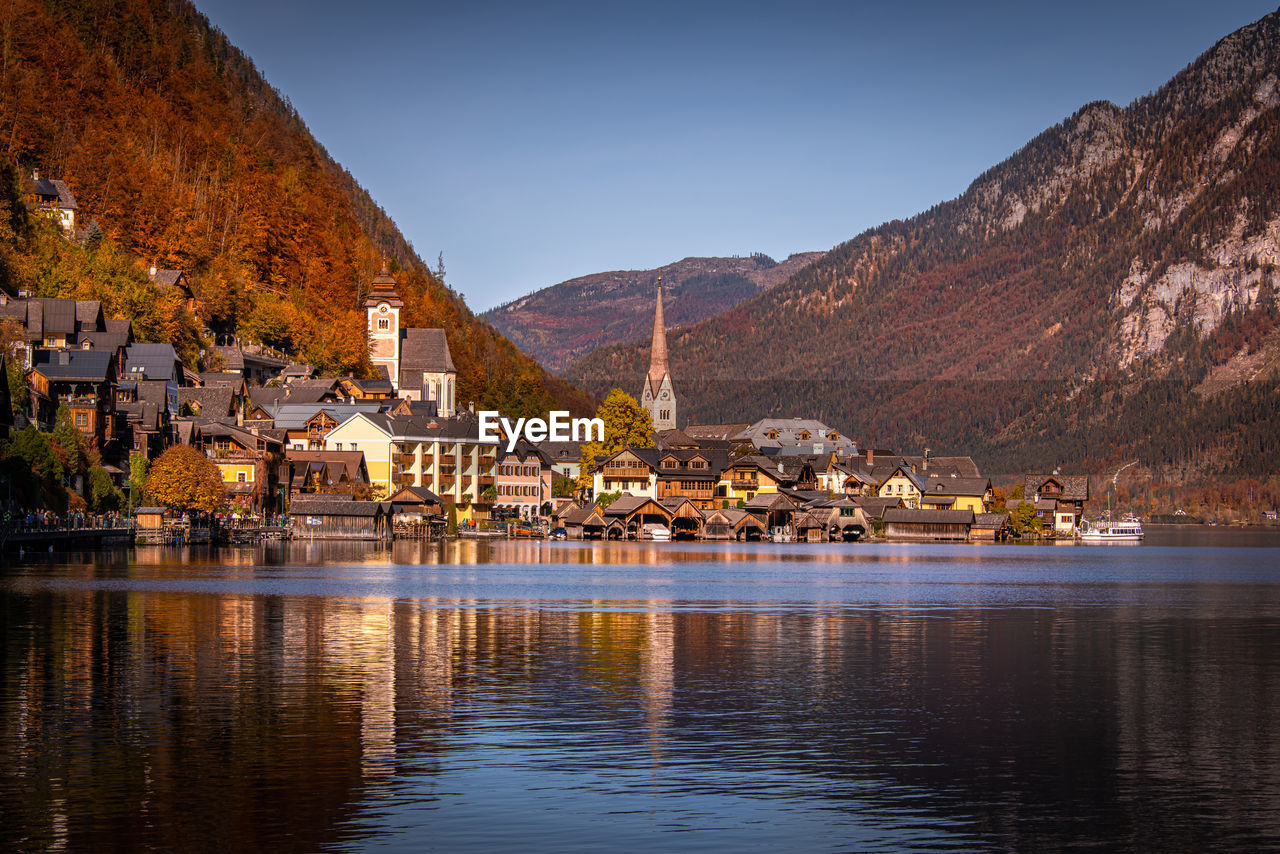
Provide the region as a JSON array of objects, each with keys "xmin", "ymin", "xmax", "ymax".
[
  {"xmin": 1079, "ymin": 517, "xmax": 1144, "ymax": 543},
  {"xmin": 643, "ymin": 524, "xmax": 671, "ymax": 541}
]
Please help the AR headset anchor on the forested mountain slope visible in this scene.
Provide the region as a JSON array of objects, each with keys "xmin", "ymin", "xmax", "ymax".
[
  {"xmin": 483, "ymin": 252, "xmax": 824, "ymax": 372},
  {"xmin": 0, "ymin": 0, "xmax": 590, "ymax": 414},
  {"xmin": 568, "ymin": 9, "xmax": 1280, "ymax": 478}
]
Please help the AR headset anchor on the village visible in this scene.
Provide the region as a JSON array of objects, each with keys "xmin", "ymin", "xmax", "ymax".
[{"xmin": 0, "ymin": 172, "xmax": 1092, "ymax": 547}]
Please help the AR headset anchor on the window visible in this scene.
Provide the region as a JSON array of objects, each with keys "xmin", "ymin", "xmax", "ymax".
[
  {"xmin": 349, "ymin": 443, "xmax": 357, "ymax": 451},
  {"xmin": 45, "ymin": 336, "xmax": 57, "ymax": 346},
  {"xmin": 237, "ymin": 472, "xmax": 246, "ymax": 483},
  {"xmin": 335, "ymin": 443, "xmax": 343, "ymax": 451},
  {"xmin": 377, "ymin": 317, "xmax": 390, "ymax": 330},
  {"xmin": 75, "ymin": 412, "xmax": 87, "ymax": 428}
]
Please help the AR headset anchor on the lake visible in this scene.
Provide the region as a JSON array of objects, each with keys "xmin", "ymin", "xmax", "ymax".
[{"xmin": 3, "ymin": 532, "xmax": 1280, "ymax": 852}]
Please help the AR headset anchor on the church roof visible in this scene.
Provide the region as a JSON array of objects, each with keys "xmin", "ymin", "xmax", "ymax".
[
  {"xmin": 364, "ymin": 265, "xmax": 404, "ymax": 307},
  {"xmin": 646, "ymin": 279, "xmax": 671, "ymax": 389},
  {"xmin": 399, "ymin": 328, "xmax": 455, "ymax": 392}
]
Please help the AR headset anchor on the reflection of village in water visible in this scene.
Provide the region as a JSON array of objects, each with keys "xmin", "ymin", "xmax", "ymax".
[{"xmin": 4, "ymin": 541, "xmax": 1279, "ymax": 850}]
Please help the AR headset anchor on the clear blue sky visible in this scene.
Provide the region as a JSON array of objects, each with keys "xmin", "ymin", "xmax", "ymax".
[{"xmin": 195, "ymin": 1, "xmax": 1277, "ymax": 312}]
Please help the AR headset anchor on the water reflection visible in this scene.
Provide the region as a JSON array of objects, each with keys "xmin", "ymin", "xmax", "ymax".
[{"xmin": 2, "ymin": 542, "xmax": 1279, "ymax": 851}]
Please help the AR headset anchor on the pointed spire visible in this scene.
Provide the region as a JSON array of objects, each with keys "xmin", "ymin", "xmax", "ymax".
[{"xmin": 648, "ymin": 271, "xmax": 669, "ymax": 388}]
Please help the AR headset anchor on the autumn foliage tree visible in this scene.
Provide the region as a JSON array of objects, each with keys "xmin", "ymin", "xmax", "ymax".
[
  {"xmin": 575, "ymin": 389, "xmax": 654, "ymax": 492},
  {"xmin": 147, "ymin": 445, "xmax": 225, "ymax": 512}
]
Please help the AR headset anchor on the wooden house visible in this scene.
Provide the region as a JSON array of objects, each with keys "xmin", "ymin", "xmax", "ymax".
[
  {"xmin": 744, "ymin": 491, "xmax": 799, "ymax": 536},
  {"xmin": 659, "ymin": 497, "xmax": 704, "ymax": 539},
  {"xmin": 884, "ymin": 508, "xmax": 974, "ymax": 542},
  {"xmin": 288, "ymin": 497, "xmax": 391, "ymax": 539},
  {"xmin": 563, "ymin": 503, "xmax": 606, "ymax": 539},
  {"xmin": 700, "ymin": 508, "xmax": 765, "ymax": 541},
  {"xmin": 601, "ymin": 495, "xmax": 673, "ymax": 539},
  {"xmin": 1025, "ymin": 474, "xmax": 1090, "ymax": 533},
  {"xmin": 970, "ymin": 512, "xmax": 1011, "ymax": 541},
  {"xmin": 593, "ymin": 447, "xmax": 659, "ymax": 498},
  {"xmin": 654, "ymin": 449, "xmax": 727, "ymax": 508}
]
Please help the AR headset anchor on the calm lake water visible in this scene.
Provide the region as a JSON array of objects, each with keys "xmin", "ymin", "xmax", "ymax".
[{"xmin": 3, "ymin": 531, "xmax": 1280, "ymax": 852}]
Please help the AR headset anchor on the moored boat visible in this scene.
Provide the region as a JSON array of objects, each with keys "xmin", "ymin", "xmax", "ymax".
[{"xmin": 1079, "ymin": 517, "xmax": 1144, "ymax": 543}]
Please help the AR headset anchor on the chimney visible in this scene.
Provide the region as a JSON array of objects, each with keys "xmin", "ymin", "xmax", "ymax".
[
  {"xmin": 866, "ymin": 448, "xmax": 874, "ymax": 466},
  {"xmin": 923, "ymin": 448, "xmax": 930, "ymax": 471},
  {"xmin": 58, "ymin": 350, "xmax": 70, "ymax": 365},
  {"xmin": 31, "ymin": 169, "xmax": 38, "ymax": 181}
]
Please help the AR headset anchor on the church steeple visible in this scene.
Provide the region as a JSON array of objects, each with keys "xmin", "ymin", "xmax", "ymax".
[{"xmin": 640, "ymin": 272, "xmax": 677, "ymax": 432}]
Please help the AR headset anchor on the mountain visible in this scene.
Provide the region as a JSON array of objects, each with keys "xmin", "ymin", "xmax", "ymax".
[
  {"xmin": 1, "ymin": 0, "xmax": 591, "ymax": 415},
  {"xmin": 483, "ymin": 252, "xmax": 825, "ymax": 372},
  {"xmin": 568, "ymin": 9, "xmax": 1280, "ymax": 479}
]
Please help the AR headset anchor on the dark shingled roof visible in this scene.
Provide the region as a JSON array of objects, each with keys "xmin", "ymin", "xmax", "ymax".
[
  {"xmin": 31, "ymin": 349, "xmax": 112, "ymax": 382},
  {"xmin": 1025, "ymin": 474, "xmax": 1090, "ymax": 502},
  {"xmin": 179, "ymin": 386, "xmax": 237, "ymax": 417},
  {"xmin": 49, "ymin": 179, "xmax": 77, "ymax": 210},
  {"xmin": 288, "ymin": 498, "xmax": 385, "ymax": 517},
  {"xmin": 104, "ymin": 318, "xmax": 132, "ymax": 335},
  {"xmin": 75, "ymin": 300, "xmax": 102, "ymax": 330},
  {"xmin": 125, "ymin": 343, "xmax": 182, "ymax": 381},
  {"xmin": 389, "ymin": 485, "xmax": 442, "ymax": 505},
  {"xmin": 884, "ymin": 508, "xmax": 975, "ymax": 524},
  {"xmin": 148, "ymin": 269, "xmax": 183, "ymax": 288},
  {"xmin": 924, "ymin": 476, "xmax": 991, "ymax": 497},
  {"xmin": 398, "ymin": 328, "xmax": 455, "ymax": 391},
  {"xmin": 973, "ymin": 513, "xmax": 1010, "ymax": 529}
]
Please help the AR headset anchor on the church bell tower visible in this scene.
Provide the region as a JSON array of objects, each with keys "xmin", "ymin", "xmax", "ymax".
[
  {"xmin": 640, "ymin": 274, "xmax": 677, "ymax": 431},
  {"xmin": 364, "ymin": 265, "xmax": 404, "ymax": 389}
]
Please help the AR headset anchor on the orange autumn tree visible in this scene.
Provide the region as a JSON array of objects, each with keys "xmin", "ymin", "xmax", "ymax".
[{"xmin": 147, "ymin": 446, "xmax": 226, "ymax": 512}]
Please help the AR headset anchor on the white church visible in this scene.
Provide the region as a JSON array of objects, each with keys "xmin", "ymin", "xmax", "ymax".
[{"xmin": 365, "ymin": 266, "xmax": 457, "ymax": 415}]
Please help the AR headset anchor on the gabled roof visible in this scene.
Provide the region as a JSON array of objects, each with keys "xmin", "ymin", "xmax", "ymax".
[
  {"xmin": 49, "ymin": 179, "xmax": 77, "ymax": 210},
  {"xmin": 602, "ymin": 495, "xmax": 671, "ymax": 518},
  {"xmin": 744, "ymin": 492, "xmax": 797, "ymax": 512},
  {"xmin": 1025, "ymin": 474, "xmax": 1090, "ymax": 502},
  {"xmin": 563, "ymin": 503, "xmax": 606, "ymax": 527},
  {"xmin": 104, "ymin": 318, "xmax": 132, "ymax": 335},
  {"xmin": 147, "ymin": 269, "xmax": 184, "ymax": 289},
  {"xmin": 74, "ymin": 300, "xmax": 102, "ymax": 330},
  {"xmin": 884, "ymin": 508, "xmax": 975, "ymax": 524},
  {"xmin": 973, "ymin": 512, "xmax": 1010, "ymax": 529},
  {"xmin": 683, "ymin": 423, "xmax": 750, "ymax": 441},
  {"xmin": 30, "ymin": 349, "xmax": 113, "ymax": 382},
  {"xmin": 79, "ymin": 331, "xmax": 130, "ymax": 353},
  {"xmin": 179, "ymin": 386, "xmax": 237, "ymax": 418},
  {"xmin": 388, "ymin": 485, "xmax": 441, "ymax": 505},
  {"xmin": 923, "ymin": 475, "xmax": 992, "ymax": 498},
  {"xmin": 288, "ymin": 497, "xmax": 385, "ymax": 517},
  {"xmin": 399, "ymin": 328, "xmax": 456, "ymax": 384}
]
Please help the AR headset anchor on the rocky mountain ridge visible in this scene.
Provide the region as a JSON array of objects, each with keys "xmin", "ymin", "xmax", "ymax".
[{"xmin": 567, "ymin": 8, "xmax": 1280, "ymax": 478}]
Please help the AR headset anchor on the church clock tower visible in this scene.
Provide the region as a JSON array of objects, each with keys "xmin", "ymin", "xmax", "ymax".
[
  {"xmin": 364, "ymin": 265, "xmax": 404, "ymax": 389},
  {"xmin": 640, "ymin": 274, "xmax": 677, "ymax": 431}
]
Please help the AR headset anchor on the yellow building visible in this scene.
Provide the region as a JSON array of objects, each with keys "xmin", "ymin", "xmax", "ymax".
[
  {"xmin": 919, "ymin": 475, "xmax": 993, "ymax": 514},
  {"xmin": 877, "ymin": 465, "xmax": 926, "ymax": 509},
  {"xmin": 325, "ymin": 412, "xmax": 497, "ymax": 521}
]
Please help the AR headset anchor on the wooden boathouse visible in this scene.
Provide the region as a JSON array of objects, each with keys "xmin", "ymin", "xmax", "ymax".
[
  {"xmin": 288, "ymin": 496, "xmax": 392, "ymax": 539},
  {"xmin": 883, "ymin": 508, "xmax": 974, "ymax": 542}
]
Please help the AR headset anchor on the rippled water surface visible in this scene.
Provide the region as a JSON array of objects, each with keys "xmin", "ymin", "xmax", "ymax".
[{"xmin": 4, "ymin": 533, "xmax": 1280, "ymax": 852}]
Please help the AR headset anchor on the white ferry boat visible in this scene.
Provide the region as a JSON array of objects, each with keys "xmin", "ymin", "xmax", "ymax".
[{"xmin": 1079, "ymin": 517, "xmax": 1144, "ymax": 543}]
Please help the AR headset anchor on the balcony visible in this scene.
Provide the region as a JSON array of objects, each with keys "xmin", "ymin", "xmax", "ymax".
[
  {"xmin": 392, "ymin": 452, "xmax": 416, "ymax": 465},
  {"xmin": 603, "ymin": 466, "xmax": 651, "ymax": 479},
  {"xmin": 477, "ymin": 475, "xmax": 494, "ymax": 486},
  {"xmin": 730, "ymin": 479, "xmax": 758, "ymax": 489}
]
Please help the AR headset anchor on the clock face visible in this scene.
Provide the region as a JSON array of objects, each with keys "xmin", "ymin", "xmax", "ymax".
[
  {"xmin": 659, "ymin": 390, "xmax": 669, "ymax": 400},
  {"xmin": 378, "ymin": 303, "xmax": 389, "ymax": 313}
]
